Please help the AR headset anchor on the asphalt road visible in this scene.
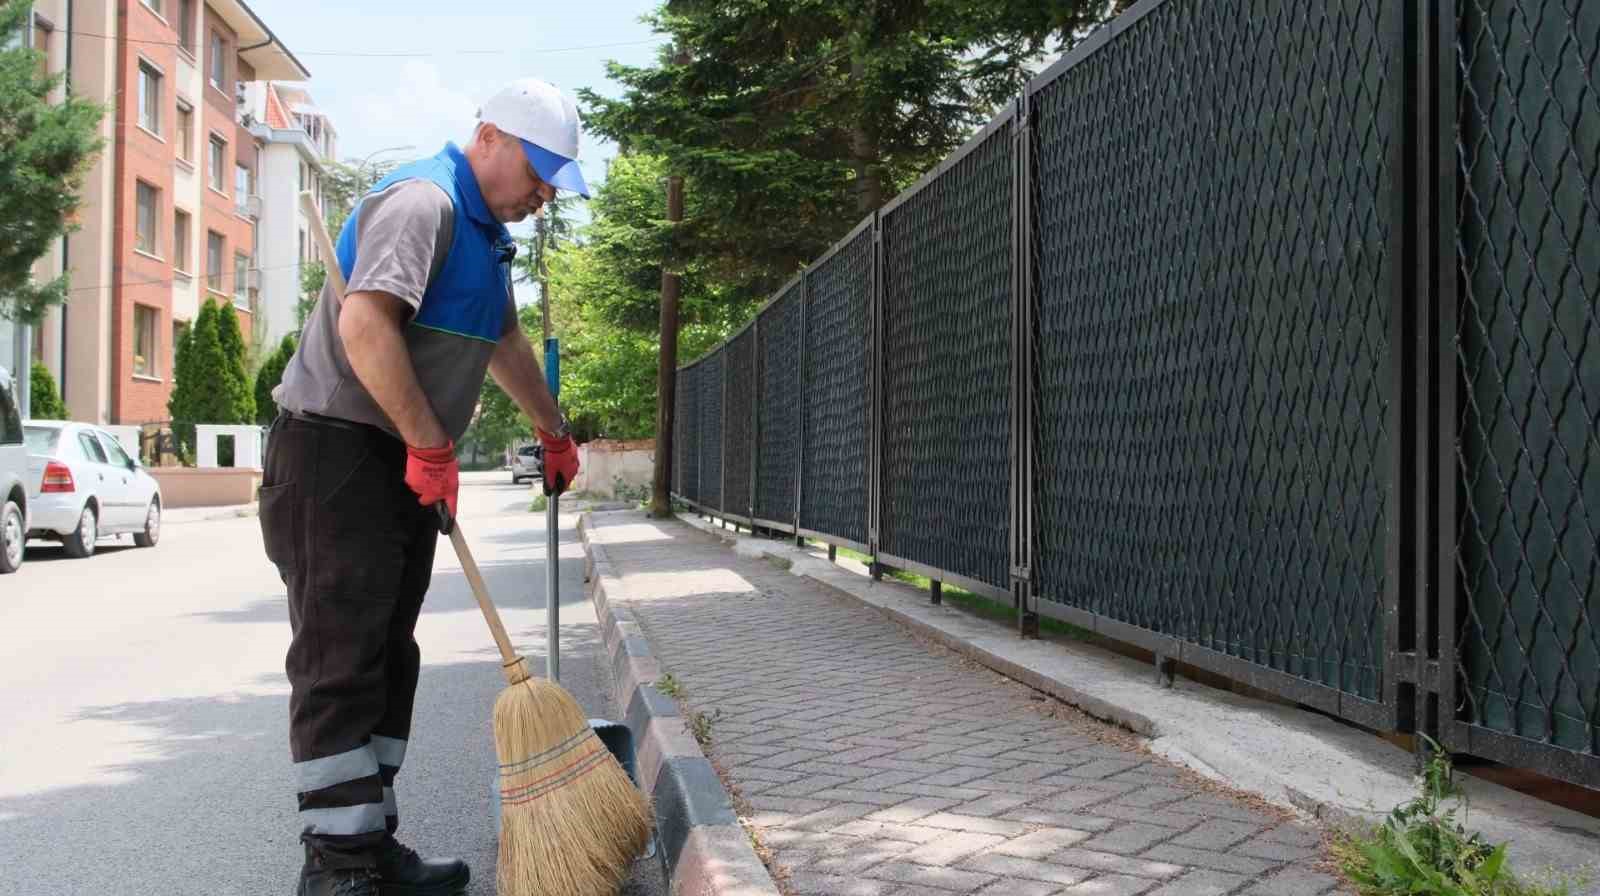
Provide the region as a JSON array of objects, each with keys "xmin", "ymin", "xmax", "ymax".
[{"xmin": 0, "ymin": 472, "xmax": 665, "ymax": 896}]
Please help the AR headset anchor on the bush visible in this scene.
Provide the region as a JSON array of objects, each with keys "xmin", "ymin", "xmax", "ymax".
[{"xmin": 29, "ymin": 361, "xmax": 66, "ymax": 419}]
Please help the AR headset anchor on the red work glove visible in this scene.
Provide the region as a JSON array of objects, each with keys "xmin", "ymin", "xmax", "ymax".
[
  {"xmin": 537, "ymin": 426, "xmax": 579, "ymax": 497},
  {"xmin": 405, "ymin": 441, "xmax": 459, "ymax": 520}
]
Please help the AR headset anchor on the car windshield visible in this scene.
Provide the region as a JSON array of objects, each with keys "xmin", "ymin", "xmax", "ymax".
[
  {"xmin": 23, "ymin": 426, "xmax": 61, "ymax": 454},
  {"xmin": 517, "ymin": 446, "xmax": 538, "ymax": 457}
]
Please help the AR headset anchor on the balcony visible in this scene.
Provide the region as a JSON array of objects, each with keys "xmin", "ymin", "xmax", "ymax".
[{"xmin": 236, "ymin": 194, "xmax": 262, "ymax": 219}]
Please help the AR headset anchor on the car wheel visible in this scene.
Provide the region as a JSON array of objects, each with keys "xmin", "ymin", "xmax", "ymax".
[
  {"xmin": 511, "ymin": 473, "xmax": 522, "ymax": 484},
  {"xmin": 0, "ymin": 500, "xmax": 23, "ymax": 574},
  {"xmin": 62, "ymin": 503, "xmax": 97, "ymax": 559},
  {"xmin": 134, "ymin": 498, "xmax": 161, "ymax": 548}
]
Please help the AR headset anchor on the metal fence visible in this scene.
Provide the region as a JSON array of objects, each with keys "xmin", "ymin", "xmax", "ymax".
[{"xmin": 670, "ymin": 0, "xmax": 1599, "ymax": 789}]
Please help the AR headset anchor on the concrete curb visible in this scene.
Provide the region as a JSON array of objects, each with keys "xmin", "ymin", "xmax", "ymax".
[
  {"xmin": 674, "ymin": 511, "xmax": 1600, "ymax": 892},
  {"xmin": 578, "ymin": 513, "xmax": 783, "ymax": 896}
]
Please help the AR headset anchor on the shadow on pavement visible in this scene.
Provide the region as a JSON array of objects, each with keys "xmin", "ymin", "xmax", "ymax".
[{"xmin": 0, "ymin": 640, "xmax": 660, "ymax": 896}]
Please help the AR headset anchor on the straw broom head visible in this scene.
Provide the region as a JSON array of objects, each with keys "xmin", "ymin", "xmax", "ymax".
[{"xmin": 495, "ymin": 660, "xmax": 653, "ymax": 896}]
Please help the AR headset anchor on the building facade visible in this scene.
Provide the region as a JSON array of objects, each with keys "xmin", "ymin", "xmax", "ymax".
[
  {"xmin": 245, "ymin": 82, "xmax": 336, "ymax": 350},
  {"xmin": 17, "ymin": 0, "xmax": 308, "ymax": 424}
]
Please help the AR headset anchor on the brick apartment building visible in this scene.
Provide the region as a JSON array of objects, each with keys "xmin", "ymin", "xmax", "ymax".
[{"xmin": 12, "ymin": 0, "xmax": 310, "ymax": 424}]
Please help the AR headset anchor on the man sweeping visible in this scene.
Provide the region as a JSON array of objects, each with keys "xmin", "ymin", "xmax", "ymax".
[{"xmin": 260, "ymin": 79, "xmax": 587, "ymax": 896}]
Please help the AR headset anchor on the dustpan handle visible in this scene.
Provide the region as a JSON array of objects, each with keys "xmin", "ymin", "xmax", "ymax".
[{"xmin": 545, "ymin": 338, "xmax": 561, "ymax": 684}]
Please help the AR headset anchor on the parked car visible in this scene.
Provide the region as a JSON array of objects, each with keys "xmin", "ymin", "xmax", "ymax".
[
  {"xmin": 0, "ymin": 367, "xmax": 27, "ymax": 574},
  {"xmin": 510, "ymin": 443, "xmax": 542, "ymax": 485},
  {"xmin": 23, "ymin": 421, "xmax": 162, "ymax": 558}
]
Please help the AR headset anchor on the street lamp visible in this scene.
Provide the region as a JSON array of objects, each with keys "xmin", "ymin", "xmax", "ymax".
[{"xmin": 352, "ymin": 144, "xmax": 415, "ymax": 196}]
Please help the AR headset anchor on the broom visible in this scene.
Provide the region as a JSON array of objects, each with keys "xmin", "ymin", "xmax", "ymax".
[
  {"xmin": 300, "ymin": 194, "xmax": 653, "ymax": 895},
  {"xmin": 443, "ymin": 512, "xmax": 653, "ymax": 896}
]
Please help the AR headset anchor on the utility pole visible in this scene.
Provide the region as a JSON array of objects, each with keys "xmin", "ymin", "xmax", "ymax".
[{"xmin": 650, "ymin": 172, "xmax": 684, "ymax": 517}]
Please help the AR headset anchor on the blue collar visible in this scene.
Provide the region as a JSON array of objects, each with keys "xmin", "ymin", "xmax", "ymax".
[{"xmin": 441, "ymin": 142, "xmax": 507, "ymax": 237}]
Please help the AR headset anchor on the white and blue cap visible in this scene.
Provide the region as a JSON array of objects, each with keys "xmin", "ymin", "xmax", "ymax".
[{"xmin": 477, "ymin": 79, "xmax": 590, "ymax": 198}]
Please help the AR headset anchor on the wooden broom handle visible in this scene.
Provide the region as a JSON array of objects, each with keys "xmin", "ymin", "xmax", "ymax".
[
  {"xmin": 443, "ymin": 514, "xmax": 522, "ymax": 669},
  {"xmin": 301, "ymin": 193, "xmax": 527, "ymax": 682}
]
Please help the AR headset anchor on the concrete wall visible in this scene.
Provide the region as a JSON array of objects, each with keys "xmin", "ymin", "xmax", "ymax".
[
  {"xmin": 149, "ymin": 466, "xmax": 260, "ymax": 508},
  {"xmin": 571, "ymin": 440, "xmax": 655, "ymax": 499}
]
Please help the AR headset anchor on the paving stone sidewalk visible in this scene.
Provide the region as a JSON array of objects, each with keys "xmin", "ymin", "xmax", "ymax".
[{"xmin": 590, "ymin": 512, "xmax": 1347, "ymax": 896}]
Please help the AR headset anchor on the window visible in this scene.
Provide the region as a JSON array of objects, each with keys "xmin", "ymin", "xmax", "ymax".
[
  {"xmin": 99, "ymin": 432, "xmax": 135, "ymax": 468},
  {"xmin": 177, "ymin": 0, "xmax": 196, "ymax": 54},
  {"xmin": 298, "ymin": 229, "xmax": 307, "ymax": 263},
  {"xmin": 78, "ymin": 431, "xmax": 108, "ymax": 464},
  {"xmin": 234, "ymin": 252, "xmax": 250, "ymax": 304},
  {"xmin": 207, "ymin": 231, "xmax": 224, "ymax": 292},
  {"xmin": 172, "ymin": 321, "xmax": 188, "ymax": 375},
  {"xmin": 138, "ymin": 61, "xmax": 161, "ymax": 135},
  {"xmin": 175, "ymin": 101, "xmax": 193, "ymax": 162},
  {"xmin": 298, "ymin": 160, "xmax": 306, "ymax": 192},
  {"xmin": 135, "ymin": 181, "xmax": 159, "ymax": 255},
  {"xmin": 32, "ymin": 17, "xmax": 50, "ymax": 79},
  {"xmin": 209, "ymin": 135, "xmax": 226, "ymax": 191},
  {"xmin": 133, "ymin": 305, "xmax": 159, "ymax": 378},
  {"xmin": 140, "ymin": 0, "xmax": 163, "ymax": 16},
  {"xmin": 173, "ymin": 209, "xmax": 191, "ymax": 273},
  {"xmin": 235, "ymin": 163, "xmax": 253, "ymax": 213},
  {"xmin": 208, "ymin": 30, "xmax": 225, "ymax": 89}
]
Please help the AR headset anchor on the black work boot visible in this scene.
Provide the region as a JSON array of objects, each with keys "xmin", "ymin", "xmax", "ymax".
[
  {"xmin": 374, "ymin": 835, "xmax": 470, "ymax": 895},
  {"xmin": 295, "ymin": 863, "xmax": 379, "ymax": 896}
]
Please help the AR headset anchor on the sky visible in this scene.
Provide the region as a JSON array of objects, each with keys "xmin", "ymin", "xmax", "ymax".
[{"xmin": 243, "ymin": 0, "xmax": 667, "ymax": 300}]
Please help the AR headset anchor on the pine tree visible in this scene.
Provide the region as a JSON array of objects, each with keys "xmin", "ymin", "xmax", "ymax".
[
  {"xmin": 254, "ymin": 333, "xmax": 296, "ymax": 425},
  {"xmin": 28, "ymin": 361, "xmax": 65, "ymax": 419},
  {"xmin": 214, "ymin": 302, "xmax": 255, "ymax": 423},
  {"xmin": 169, "ymin": 300, "xmax": 232, "ymax": 424}
]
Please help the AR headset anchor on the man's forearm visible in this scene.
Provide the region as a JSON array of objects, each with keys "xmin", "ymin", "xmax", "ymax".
[
  {"xmin": 340, "ymin": 292, "xmax": 450, "ymax": 449},
  {"xmin": 489, "ymin": 327, "xmax": 563, "ymax": 434}
]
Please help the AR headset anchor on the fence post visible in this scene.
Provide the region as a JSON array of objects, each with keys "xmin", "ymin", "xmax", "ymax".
[
  {"xmin": 750, "ymin": 316, "xmax": 760, "ymax": 524},
  {"xmin": 1432, "ymin": 0, "xmax": 1460, "ymax": 756},
  {"xmin": 720, "ymin": 346, "xmax": 729, "ymax": 525},
  {"xmin": 868, "ymin": 210, "xmax": 885, "ymax": 581},
  {"xmin": 794, "ymin": 275, "xmax": 809, "ymax": 544},
  {"xmin": 1009, "ymin": 94, "xmax": 1039, "ymax": 639}
]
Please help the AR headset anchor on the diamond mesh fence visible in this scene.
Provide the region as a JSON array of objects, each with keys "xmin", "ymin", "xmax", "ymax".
[
  {"xmin": 801, "ymin": 227, "xmax": 873, "ymax": 545},
  {"xmin": 756, "ymin": 281, "xmax": 804, "ymax": 525},
  {"xmin": 699, "ymin": 350, "xmax": 724, "ymax": 512},
  {"xmin": 1453, "ymin": 0, "xmax": 1600, "ymax": 756},
  {"xmin": 724, "ymin": 328, "xmax": 757, "ymax": 519},
  {"xmin": 1029, "ymin": 0, "xmax": 1398, "ymax": 701},
  {"xmin": 880, "ymin": 125, "xmax": 1014, "ymax": 590}
]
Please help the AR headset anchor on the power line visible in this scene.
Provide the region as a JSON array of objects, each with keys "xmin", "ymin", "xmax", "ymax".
[
  {"xmin": 62, "ymin": 259, "xmax": 320, "ymax": 296},
  {"xmin": 50, "ymin": 30, "xmax": 665, "ymax": 59}
]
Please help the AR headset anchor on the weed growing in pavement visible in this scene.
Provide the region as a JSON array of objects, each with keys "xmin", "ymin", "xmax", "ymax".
[
  {"xmin": 688, "ymin": 708, "xmax": 722, "ymax": 747},
  {"xmin": 655, "ymin": 672, "xmax": 684, "ymax": 698},
  {"xmin": 528, "ymin": 494, "xmax": 548, "ymax": 512},
  {"xmin": 1334, "ymin": 739, "xmax": 1579, "ymax": 896}
]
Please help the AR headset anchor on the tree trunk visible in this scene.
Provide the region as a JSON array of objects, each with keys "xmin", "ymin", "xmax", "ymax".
[
  {"xmin": 650, "ymin": 174, "xmax": 685, "ymax": 518},
  {"xmin": 850, "ymin": 51, "xmax": 883, "ymax": 214}
]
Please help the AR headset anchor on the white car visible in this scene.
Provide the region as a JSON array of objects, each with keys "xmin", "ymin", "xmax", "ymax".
[
  {"xmin": 510, "ymin": 443, "xmax": 542, "ymax": 485},
  {"xmin": 23, "ymin": 422, "xmax": 162, "ymax": 558}
]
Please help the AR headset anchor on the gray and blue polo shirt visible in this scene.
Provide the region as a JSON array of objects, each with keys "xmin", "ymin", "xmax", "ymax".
[{"xmin": 274, "ymin": 143, "xmax": 517, "ymax": 442}]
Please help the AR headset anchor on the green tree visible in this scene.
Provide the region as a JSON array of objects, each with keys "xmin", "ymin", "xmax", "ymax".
[
  {"xmin": 0, "ymin": 0, "xmax": 104, "ymax": 323},
  {"xmin": 581, "ymin": 0, "xmax": 1113, "ymax": 304},
  {"xmin": 168, "ymin": 300, "xmax": 235, "ymax": 425},
  {"xmin": 28, "ymin": 361, "xmax": 65, "ymax": 419},
  {"xmin": 214, "ymin": 302, "xmax": 254, "ymax": 423},
  {"xmin": 254, "ymin": 333, "xmax": 297, "ymax": 425}
]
